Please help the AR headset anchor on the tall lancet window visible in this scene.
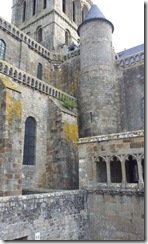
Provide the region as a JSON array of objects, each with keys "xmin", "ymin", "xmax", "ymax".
[
  {"xmin": 82, "ymin": 5, "xmax": 88, "ymax": 22},
  {"xmin": 63, "ymin": 0, "xmax": 66, "ymax": 13},
  {"xmin": 23, "ymin": 117, "xmax": 36, "ymax": 165},
  {"xmin": 33, "ymin": 0, "xmax": 36, "ymax": 16},
  {"xmin": 43, "ymin": 0, "xmax": 47, "ymax": 9},
  {"xmin": 73, "ymin": 1, "xmax": 76, "ymax": 22},
  {"xmin": 23, "ymin": 1, "xmax": 26, "ymax": 22}
]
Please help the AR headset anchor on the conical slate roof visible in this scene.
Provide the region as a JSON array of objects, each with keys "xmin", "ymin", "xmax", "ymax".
[
  {"xmin": 78, "ymin": 4, "xmax": 114, "ymax": 35},
  {"xmin": 84, "ymin": 4, "xmax": 106, "ymax": 21}
]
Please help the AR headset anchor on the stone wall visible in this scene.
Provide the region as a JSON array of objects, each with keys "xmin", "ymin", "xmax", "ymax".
[
  {"xmin": 120, "ymin": 62, "xmax": 144, "ymax": 131},
  {"xmin": 0, "ymin": 189, "xmax": 144, "ymax": 240},
  {"xmin": 0, "ymin": 73, "xmax": 79, "ymax": 193},
  {"xmin": 0, "ymin": 26, "xmax": 53, "ymax": 82},
  {"xmin": 87, "ymin": 189, "xmax": 144, "ymax": 240},
  {"xmin": 0, "ymin": 78, "xmax": 22, "ymax": 196},
  {"xmin": 0, "ymin": 190, "xmax": 89, "ymax": 240}
]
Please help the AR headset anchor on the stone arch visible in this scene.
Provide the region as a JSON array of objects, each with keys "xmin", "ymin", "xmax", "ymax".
[
  {"xmin": 109, "ymin": 155, "xmax": 122, "ymax": 183},
  {"xmin": 65, "ymin": 29, "xmax": 71, "ymax": 46},
  {"xmin": 124, "ymin": 154, "xmax": 138, "ymax": 183},
  {"xmin": 96, "ymin": 156, "xmax": 107, "ymax": 183}
]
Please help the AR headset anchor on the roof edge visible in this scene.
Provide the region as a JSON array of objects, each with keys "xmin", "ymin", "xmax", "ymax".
[{"xmin": 77, "ymin": 17, "xmax": 114, "ymax": 36}]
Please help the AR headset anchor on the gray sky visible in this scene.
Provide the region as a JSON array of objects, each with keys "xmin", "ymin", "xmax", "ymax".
[{"xmin": 0, "ymin": 0, "xmax": 144, "ymax": 53}]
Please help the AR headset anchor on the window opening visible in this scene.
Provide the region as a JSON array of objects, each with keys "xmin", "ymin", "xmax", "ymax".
[
  {"xmin": 0, "ymin": 40, "xmax": 6, "ymax": 60},
  {"xmin": 73, "ymin": 1, "xmax": 76, "ymax": 22},
  {"xmin": 125, "ymin": 155, "xmax": 138, "ymax": 183},
  {"xmin": 37, "ymin": 27, "xmax": 42, "ymax": 43},
  {"xmin": 43, "ymin": 0, "xmax": 47, "ymax": 9},
  {"xmin": 82, "ymin": 5, "xmax": 88, "ymax": 22},
  {"xmin": 33, "ymin": 0, "xmax": 36, "ymax": 16},
  {"xmin": 141, "ymin": 158, "xmax": 144, "ymax": 181},
  {"xmin": 23, "ymin": 1, "xmax": 26, "ymax": 22},
  {"xmin": 110, "ymin": 156, "xmax": 122, "ymax": 183},
  {"xmin": 96, "ymin": 157, "xmax": 107, "ymax": 182},
  {"xmin": 37, "ymin": 63, "xmax": 42, "ymax": 80},
  {"xmin": 62, "ymin": 0, "xmax": 66, "ymax": 13},
  {"xmin": 23, "ymin": 117, "xmax": 36, "ymax": 165},
  {"xmin": 65, "ymin": 30, "xmax": 71, "ymax": 46},
  {"xmin": 141, "ymin": 97, "xmax": 144, "ymax": 121}
]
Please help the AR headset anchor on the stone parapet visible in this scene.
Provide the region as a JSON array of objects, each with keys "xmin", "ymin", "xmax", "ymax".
[
  {"xmin": 0, "ymin": 16, "xmax": 62, "ymax": 62},
  {"xmin": 0, "ymin": 60, "xmax": 77, "ymax": 103}
]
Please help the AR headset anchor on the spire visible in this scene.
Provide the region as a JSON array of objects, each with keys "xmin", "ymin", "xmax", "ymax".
[{"xmin": 78, "ymin": 4, "xmax": 114, "ymax": 35}]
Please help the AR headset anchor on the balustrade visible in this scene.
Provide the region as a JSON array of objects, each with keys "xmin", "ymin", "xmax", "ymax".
[{"xmin": 0, "ymin": 60, "xmax": 77, "ymax": 104}]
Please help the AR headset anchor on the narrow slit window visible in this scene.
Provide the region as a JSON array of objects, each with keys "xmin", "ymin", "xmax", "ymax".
[
  {"xmin": 37, "ymin": 63, "xmax": 42, "ymax": 80},
  {"xmin": 73, "ymin": 1, "xmax": 76, "ymax": 22},
  {"xmin": 63, "ymin": 0, "xmax": 66, "ymax": 13},
  {"xmin": 33, "ymin": 0, "xmax": 36, "ymax": 16},
  {"xmin": 23, "ymin": 1, "xmax": 26, "ymax": 22},
  {"xmin": 141, "ymin": 97, "xmax": 144, "ymax": 121},
  {"xmin": 43, "ymin": 0, "xmax": 47, "ymax": 9}
]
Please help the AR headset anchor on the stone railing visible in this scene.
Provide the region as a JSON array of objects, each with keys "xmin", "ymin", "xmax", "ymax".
[
  {"xmin": 0, "ymin": 60, "xmax": 77, "ymax": 103},
  {"xmin": 116, "ymin": 51, "xmax": 144, "ymax": 68},
  {"xmin": 64, "ymin": 48, "xmax": 80, "ymax": 61},
  {"xmin": 0, "ymin": 17, "xmax": 63, "ymax": 62}
]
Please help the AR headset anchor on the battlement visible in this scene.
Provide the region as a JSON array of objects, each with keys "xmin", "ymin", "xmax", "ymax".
[
  {"xmin": 0, "ymin": 59, "xmax": 77, "ymax": 103},
  {"xmin": 116, "ymin": 51, "xmax": 144, "ymax": 68},
  {"xmin": 0, "ymin": 16, "xmax": 63, "ymax": 62}
]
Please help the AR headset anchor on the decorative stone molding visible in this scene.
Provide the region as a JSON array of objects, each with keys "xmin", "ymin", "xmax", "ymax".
[
  {"xmin": 78, "ymin": 130, "xmax": 144, "ymax": 144},
  {"xmin": 116, "ymin": 51, "xmax": 144, "ymax": 68}
]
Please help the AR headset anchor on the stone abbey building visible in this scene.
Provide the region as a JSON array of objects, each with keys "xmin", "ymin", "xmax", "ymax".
[{"xmin": 0, "ymin": 0, "xmax": 144, "ymax": 241}]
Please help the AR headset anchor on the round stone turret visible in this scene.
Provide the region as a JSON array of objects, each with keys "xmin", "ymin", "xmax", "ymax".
[{"xmin": 78, "ymin": 4, "xmax": 117, "ymax": 137}]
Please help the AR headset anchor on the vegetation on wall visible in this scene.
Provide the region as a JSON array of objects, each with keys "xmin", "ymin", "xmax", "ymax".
[{"xmin": 60, "ymin": 96, "xmax": 77, "ymax": 110}]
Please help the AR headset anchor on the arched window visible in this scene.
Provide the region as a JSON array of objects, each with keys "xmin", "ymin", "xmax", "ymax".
[
  {"xmin": 72, "ymin": 1, "xmax": 76, "ymax": 22},
  {"xmin": 43, "ymin": 0, "xmax": 47, "ymax": 9},
  {"xmin": 33, "ymin": 0, "xmax": 36, "ymax": 16},
  {"xmin": 82, "ymin": 5, "xmax": 88, "ymax": 22},
  {"xmin": 65, "ymin": 29, "xmax": 71, "ymax": 46},
  {"xmin": 110, "ymin": 156, "xmax": 122, "ymax": 183},
  {"xmin": 62, "ymin": 0, "xmax": 66, "ymax": 13},
  {"xmin": 37, "ymin": 26, "xmax": 42, "ymax": 43},
  {"xmin": 141, "ymin": 97, "xmax": 144, "ymax": 121},
  {"xmin": 37, "ymin": 63, "xmax": 42, "ymax": 80},
  {"xmin": 23, "ymin": 1, "xmax": 26, "ymax": 22},
  {"xmin": 23, "ymin": 117, "xmax": 36, "ymax": 165},
  {"xmin": 0, "ymin": 40, "xmax": 6, "ymax": 60},
  {"xmin": 125, "ymin": 155, "xmax": 138, "ymax": 183},
  {"xmin": 96, "ymin": 157, "xmax": 107, "ymax": 183}
]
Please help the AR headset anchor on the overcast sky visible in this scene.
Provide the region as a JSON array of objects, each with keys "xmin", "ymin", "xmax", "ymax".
[{"xmin": 0, "ymin": 0, "xmax": 144, "ymax": 53}]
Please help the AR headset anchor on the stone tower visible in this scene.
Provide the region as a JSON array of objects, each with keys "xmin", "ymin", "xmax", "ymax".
[
  {"xmin": 11, "ymin": 0, "xmax": 92, "ymax": 51},
  {"xmin": 78, "ymin": 4, "xmax": 117, "ymax": 137}
]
